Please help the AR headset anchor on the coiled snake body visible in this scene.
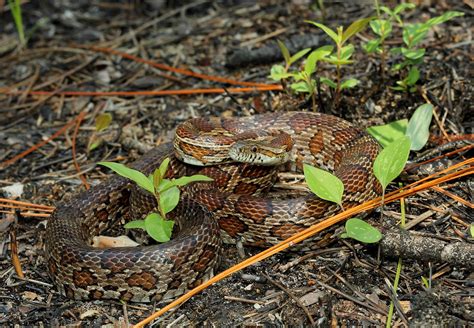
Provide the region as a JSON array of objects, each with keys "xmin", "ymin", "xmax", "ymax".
[{"xmin": 45, "ymin": 111, "xmax": 381, "ymax": 302}]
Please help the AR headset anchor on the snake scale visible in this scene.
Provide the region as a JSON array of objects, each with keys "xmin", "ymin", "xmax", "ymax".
[{"xmin": 45, "ymin": 111, "xmax": 381, "ymax": 302}]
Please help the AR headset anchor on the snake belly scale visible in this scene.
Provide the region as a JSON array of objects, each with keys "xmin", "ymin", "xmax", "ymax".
[{"xmin": 45, "ymin": 111, "xmax": 381, "ymax": 302}]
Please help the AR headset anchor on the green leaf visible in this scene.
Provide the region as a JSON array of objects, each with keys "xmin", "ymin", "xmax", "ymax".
[
  {"xmin": 340, "ymin": 44, "xmax": 355, "ymax": 60},
  {"xmin": 401, "ymin": 47, "xmax": 425, "ymax": 60},
  {"xmin": 124, "ymin": 220, "xmax": 146, "ymax": 229},
  {"xmin": 426, "ymin": 11, "xmax": 464, "ymax": 27},
  {"xmin": 303, "ymin": 164, "xmax": 344, "ymax": 206},
  {"xmin": 405, "ymin": 103, "xmax": 433, "ymax": 151},
  {"xmin": 380, "ymin": 6, "xmax": 394, "ymax": 18},
  {"xmin": 158, "ymin": 158, "xmax": 170, "ymax": 179},
  {"xmin": 373, "ymin": 136, "xmax": 411, "ymax": 191},
  {"xmin": 88, "ymin": 140, "xmax": 102, "ymax": 151},
  {"xmin": 320, "ymin": 77, "xmax": 337, "ymax": 89},
  {"xmin": 394, "ymin": 3, "xmax": 416, "ymax": 15},
  {"xmin": 306, "ymin": 20, "xmax": 339, "ymax": 43},
  {"xmin": 470, "ymin": 224, "xmax": 473, "ymax": 238},
  {"xmin": 370, "ymin": 19, "xmax": 392, "ymax": 38},
  {"xmin": 289, "ymin": 48, "xmax": 311, "ymax": 66},
  {"xmin": 269, "ymin": 65, "xmax": 293, "ymax": 81},
  {"xmin": 144, "ymin": 213, "xmax": 174, "ymax": 243},
  {"xmin": 340, "ymin": 78, "xmax": 359, "ymax": 90},
  {"xmin": 341, "ymin": 17, "xmax": 373, "ymax": 45},
  {"xmin": 363, "ymin": 39, "xmax": 381, "ymax": 53},
  {"xmin": 95, "ymin": 113, "xmax": 112, "ymax": 132},
  {"xmin": 290, "ymin": 81, "xmax": 313, "ymax": 93},
  {"xmin": 403, "ymin": 23, "xmax": 429, "ymax": 48},
  {"xmin": 277, "ymin": 40, "xmax": 291, "ymax": 65},
  {"xmin": 159, "ymin": 186, "xmax": 180, "ymax": 214},
  {"xmin": 341, "ymin": 218, "xmax": 382, "ymax": 243},
  {"xmin": 304, "ymin": 45, "xmax": 333, "ymax": 76},
  {"xmin": 405, "ymin": 66, "xmax": 420, "ymax": 86},
  {"xmin": 98, "ymin": 162, "xmax": 155, "ymax": 194},
  {"xmin": 170, "ymin": 174, "xmax": 214, "ymax": 187},
  {"xmin": 366, "ymin": 119, "xmax": 408, "ymax": 148},
  {"xmin": 324, "ymin": 56, "xmax": 353, "ymax": 66},
  {"xmin": 421, "ymin": 276, "xmax": 430, "ymax": 289}
]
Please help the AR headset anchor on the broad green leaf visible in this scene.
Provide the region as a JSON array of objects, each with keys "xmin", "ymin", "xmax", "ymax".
[
  {"xmin": 340, "ymin": 78, "xmax": 359, "ymax": 90},
  {"xmin": 304, "ymin": 45, "xmax": 333, "ymax": 76},
  {"xmin": 405, "ymin": 66, "xmax": 420, "ymax": 86},
  {"xmin": 405, "ymin": 103, "xmax": 433, "ymax": 151},
  {"xmin": 366, "ymin": 119, "xmax": 408, "ymax": 148},
  {"xmin": 124, "ymin": 220, "xmax": 145, "ymax": 229},
  {"xmin": 277, "ymin": 40, "xmax": 290, "ymax": 65},
  {"xmin": 340, "ymin": 44, "xmax": 355, "ymax": 60},
  {"xmin": 144, "ymin": 213, "xmax": 174, "ymax": 243},
  {"xmin": 403, "ymin": 23, "xmax": 429, "ymax": 48},
  {"xmin": 363, "ymin": 39, "xmax": 381, "ymax": 53},
  {"xmin": 401, "ymin": 47, "xmax": 425, "ymax": 60},
  {"xmin": 289, "ymin": 48, "xmax": 311, "ymax": 66},
  {"xmin": 303, "ymin": 164, "xmax": 344, "ymax": 206},
  {"xmin": 370, "ymin": 19, "xmax": 392, "ymax": 38},
  {"xmin": 341, "ymin": 218, "xmax": 382, "ymax": 243},
  {"xmin": 306, "ymin": 20, "xmax": 339, "ymax": 43},
  {"xmin": 291, "ymin": 81, "xmax": 313, "ymax": 93},
  {"xmin": 426, "ymin": 11, "xmax": 464, "ymax": 27},
  {"xmin": 394, "ymin": 3, "xmax": 416, "ymax": 15},
  {"xmin": 320, "ymin": 77, "xmax": 337, "ymax": 89},
  {"xmin": 159, "ymin": 186, "xmax": 180, "ymax": 214},
  {"xmin": 98, "ymin": 162, "xmax": 155, "ymax": 194},
  {"xmin": 373, "ymin": 136, "xmax": 411, "ymax": 191},
  {"xmin": 341, "ymin": 17, "xmax": 373, "ymax": 45},
  {"xmin": 269, "ymin": 65, "xmax": 294, "ymax": 81},
  {"xmin": 95, "ymin": 113, "xmax": 112, "ymax": 132}
]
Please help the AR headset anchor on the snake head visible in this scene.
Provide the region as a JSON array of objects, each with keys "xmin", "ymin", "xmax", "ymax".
[{"xmin": 229, "ymin": 131, "xmax": 294, "ymax": 166}]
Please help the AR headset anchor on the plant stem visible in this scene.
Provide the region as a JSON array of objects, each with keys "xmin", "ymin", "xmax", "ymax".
[{"xmin": 333, "ymin": 44, "xmax": 342, "ymax": 109}]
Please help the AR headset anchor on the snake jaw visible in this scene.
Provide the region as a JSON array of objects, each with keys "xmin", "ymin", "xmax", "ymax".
[{"xmin": 229, "ymin": 140, "xmax": 290, "ymax": 166}]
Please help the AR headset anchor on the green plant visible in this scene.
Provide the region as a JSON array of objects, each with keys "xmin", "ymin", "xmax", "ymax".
[
  {"xmin": 306, "ymin": 17, "xmax": 372, "ymax": 107},
  {"xmin": 367, "ymin": 103, "xmax": 433, "ymax": 149},
  {"xmin": 270, "ymin": 42, "xmax": 333, "ymax": 109},
  {"xmin": 8, "ymin": 0, "xmax": 25, "ymax": 47},
  {"xmin": 99, "ymin": 159, "xmax": 213, "ymax": 243},
  {"xmin": 364, "ymin": 2, "xmax": 464, "ymax": 91},
  {"xmin": 303, "ymin": 162, "xmax": 382, "ymax": 244},
  {"xmin": 88, "ymin": 113, "xmax": 113, "ymax": 151}
]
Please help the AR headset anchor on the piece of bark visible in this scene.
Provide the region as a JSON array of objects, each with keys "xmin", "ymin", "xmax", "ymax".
[
  {"xmin": 380, "ymin": 229, "xmax": 473, "ymax": 270},
  {"xmin": 226, "ymin": 33, "xmax": 327, "ymax": 68}
]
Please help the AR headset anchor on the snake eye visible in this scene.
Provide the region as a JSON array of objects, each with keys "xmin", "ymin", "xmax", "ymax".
[{"xmin": 250, "ymin": 146, "xmax": 258, "ymax": 153}]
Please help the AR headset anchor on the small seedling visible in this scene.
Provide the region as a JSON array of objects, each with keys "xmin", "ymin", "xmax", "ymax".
[
  {"xmin": 7, "ymin": 0, "xmax": 25, "ymax": 47},
  {"xmin": 303, "ymin": 163, "xmax": 382, "ymax": 243},
  {"xmin": 99, "ymin": 158, "xmax": 213, "ymax": 243},
  {"xmin": 373, "ymin": 136, "xmax": 411, "ymax": 196},
  {"xmin": 306, "ymin": 17, "xmax": 372, "ymax": 107},
  {"xmin": 88, "ymin": 113, "xmax": 113, "ymax": 151},
  {"xmin": 364, "ymin": 2, "xmax": 464, "ymax": 91}
]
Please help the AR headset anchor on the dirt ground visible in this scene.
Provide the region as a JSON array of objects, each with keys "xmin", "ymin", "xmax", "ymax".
[{"xmin": 0, "ymin": 0, "xmax": 472, "ymax": 327}]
